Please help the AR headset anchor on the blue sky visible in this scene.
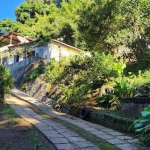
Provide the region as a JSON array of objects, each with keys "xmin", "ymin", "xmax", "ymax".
[{"xmin": 0, "ymin": 0, "xmax": 25, "ymax": 21}]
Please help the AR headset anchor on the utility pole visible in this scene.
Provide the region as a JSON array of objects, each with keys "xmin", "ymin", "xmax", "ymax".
[
  {"xmin": 24, "ymin": 36, "xmax": 26, "ymax": 59},
  {"xmin": 57, "ymin": 37, "xmax": 63, "ymax": 61}
]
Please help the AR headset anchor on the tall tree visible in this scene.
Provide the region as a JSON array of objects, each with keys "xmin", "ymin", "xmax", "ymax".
[
  {"xmin": 78, "ymin": 0, "xmax": 150, "ymax": 53},
  {"xmin": 14, "ymin": 0, "xmax": 84, "ymax": 47},
  {"xmin": 15, "ymin": 0, "xmax": 52, "ymax": 23}
]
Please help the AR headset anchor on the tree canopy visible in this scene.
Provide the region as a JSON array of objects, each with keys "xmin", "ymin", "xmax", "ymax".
[
  {"xmin": 78, "ymin": 0, "xmax": 150, "ymax": 51},
  {"xmin": 0, "ymin": 0, "xmax": 150, "ymax": 55}
]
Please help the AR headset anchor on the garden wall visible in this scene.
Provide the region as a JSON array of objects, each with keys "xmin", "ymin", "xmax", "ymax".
[{"xmin": 121, "ymin": 97, "xmax": 150, "ymax": 118}]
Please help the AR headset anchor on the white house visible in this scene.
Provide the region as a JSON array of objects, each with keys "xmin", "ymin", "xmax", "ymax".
[{"xmin": 0, "ymin": 32, "xmax": 84, "ymax": 65}]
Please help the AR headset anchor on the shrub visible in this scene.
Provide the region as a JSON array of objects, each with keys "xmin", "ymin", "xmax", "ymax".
[
  {"xmin": 114, "ymin": 75, "xmax": 135, "ymax": 98},
  {"xmin": 60, "ymin": 83, "xmax": 89, "ymax": 104},
  {"xmin": 112, "ymin": 60, "xmax": 136, "ymax": 98},
  {"xmin": 0, "ymin": 65, "xmax": 13, "ymax": 104},
  {"xmin": 45, "ymin": 53, "xmax": 119, "ymax": 105},
  {"xmin": 44, "ymin": 57, "xmax": 70, "ymax": 84},
  {"xmin": 29, "ymin": 69, "xmax": 42, "ymax": 80},
  {"xmin": 95, "ymin": 93, "xmax": 120, "ymax": 110},
  {"xmin": 133, "ymin": 105, "xmax": 150, "ymax": 146}
]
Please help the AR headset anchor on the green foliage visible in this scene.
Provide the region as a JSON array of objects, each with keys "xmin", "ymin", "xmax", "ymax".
[
  {"xmin": 133, "ymin": 105, "xmax": 150, "ymax": 146},
  {"xmin": 60, "ymin": 83, "xmax": 89, "ymax": 104},
  {"xmin": 0, "ymin": 104, "xmax": 18, "ymax": 118},
  {"xmin": 3, "ymin": 0, "xmax": 150, "ymax": 107},
  {"xmin": 27, "ymin": 62, "xmax": 44, "ymax": 80},
  {"xmin": 113, "ymin": 65, "xmax": 150, "ymax": 99},
  {"xmin": 114, "ymin": 75, "xmax": 135, "ymax": 98},
  {"xmin": 112, "ymin": 60, "xmax": 135, "ymax": 98},
  {"xmin": 44, "ymin": 57, "xmax": 70, "ymax": 84},
  {"xmin": 0, "ymin": 18, "xmax": 16, "ymax": 32},
  {"xmin": 78, "ymin": 0, "xmax": 150, "ymax": 55},
  {"xmin": 10, "ymin": 0, "xmax": 84, "ymax": 47},
  {"xmin": 29, "ymin": 68, "xmax": 42, "ymax": 80},
  {"xmin": 134, "ymin": 83, "xmax": 150, "ymax": 97},
  {"xmin": 29, "ymin": 131, "xmax": 42, "ymax": 150},
  {"xmin": 44, "ymin": 53, "xmax": 118, "ymax": 105},
  {"xmin": 1, "ymin": 0, "xmax": 150, "ymax": 59},
  {"xmin": 95, "ymin": 93, "xmax": 120, "ymax": 110},
  {"xmin": 90, "ymin": 53, "xmax": 117, "ymax": 90},
  {"xmin": 15, "ymin": 0, "xmax": 52, "ymax": 23},
  {"xmin": 78, "ymin": 0, "xmax": 120, "ymax": 51},
  {"xmin": 113, "ymin": 60, "xmax": 126, "ymax": 77},
  {"xmin": 94, "ymin": 59, "xmax": 127, "ymax": 109},
  {"xmin": 0, "ymin": 65, "xmax": 13, "ymax": 104}
]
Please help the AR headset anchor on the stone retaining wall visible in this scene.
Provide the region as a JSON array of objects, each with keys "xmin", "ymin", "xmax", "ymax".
[
  {"xmin": 121, "ymin": 97, "xmax": 150, "ymax": 118},
  {"xmin": 26, "ymin": 78, "xmax": 47, "ymax": 99},
  {"xmin": 25, "ymin": 78, "xmax": 57, "ymax": 107}
]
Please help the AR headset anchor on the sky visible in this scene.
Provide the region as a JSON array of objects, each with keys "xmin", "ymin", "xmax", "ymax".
[{"xmin": 0, "ymin": 0, "xmax": 25, "ymax": 21}]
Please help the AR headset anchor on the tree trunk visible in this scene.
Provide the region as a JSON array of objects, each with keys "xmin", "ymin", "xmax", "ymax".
[{"xmin": 0, "ymin": 89, "xmax": 5, "ymax": 104}]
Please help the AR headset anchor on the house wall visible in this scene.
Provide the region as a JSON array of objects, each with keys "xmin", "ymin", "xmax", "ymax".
[
  {"xmin": 1, "ymin": 40, "xmax": 83, "ymax": 66},
  {"xmin": 34, "ymin": 44, "xmax": 49, "ymax": 60},
  {"xmin": 33, "ymin": 42, "xmax": 82, "ymax": 61},
  {"xmin": 7, "ymin": 57, "xmax": 35, "ymax": 71},
  {"xmin": 2, "ymin": 40, "xmax": 84, "ymax": 78}
]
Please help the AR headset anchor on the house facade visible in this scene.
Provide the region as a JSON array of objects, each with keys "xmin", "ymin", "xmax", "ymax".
[
  {"xmin": 33, "ymin": 40, "xmax": 83, "ymax": 62},
  {"xmin": 0, "ymin": 32, "xmax": 84, "ymax": 65}
]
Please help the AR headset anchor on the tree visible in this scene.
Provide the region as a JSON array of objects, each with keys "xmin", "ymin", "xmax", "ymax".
[
  {"xmin": 78, "ymin": 0, "xmax": 150, "ymax": 53},
  {"xmin": 0, "ymin": 65, "xmax": 13, "ymax": 104},
  {"xmin": 78, "ymin": 0, "xmax": 120, "ymax": 51},
  {"xmin": 15, "ymin": 0, "xmax": 52, "ymax": 23},
  {"xmin": 0, "ymin": 18, "xmax": 16, "ymax": 32},
  {"xmin": 118, "ymin": 0, "xmax": 150, "ymax": 64},
  {"xmin": 13, "ymin": 0, "xmax": 85, "ymax": 47},
  {"xmin": 0, "ymin": 0, "xmax": 85, "ymax": 47}
]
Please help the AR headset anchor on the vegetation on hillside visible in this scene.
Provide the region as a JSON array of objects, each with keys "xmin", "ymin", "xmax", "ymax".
[
  {"xmin": 26, "ymin": 53, "xmax": 150, "ymax": 108},
  {"xmin": 42, "ymin": 53, "xmax": 116, "ymax": 104}
]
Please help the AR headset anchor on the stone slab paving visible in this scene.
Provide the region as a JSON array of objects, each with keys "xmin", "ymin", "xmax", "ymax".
[
  {"xmin": 116, "ymin": 144, "xmax": 139, "ymax": 150},
  {"xmin": 10, "ymin": 89, "xmax": 149, "ymax": 150},
  {"xmin": 6, "ymin": 95, "xmax": 99, "ymax": 150}
]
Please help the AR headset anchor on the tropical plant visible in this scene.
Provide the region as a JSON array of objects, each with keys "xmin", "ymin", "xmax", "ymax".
[
  {"xmin": 113, "ymin": 60, "xmax": 135, "ymax": 98},
  {"xmin": 95, "ymin": 92, "xmax": 120, "ymax": 110},
  {"xmin": 113, "ymin": 60, "xmax": 126, "ymax": 77},
  {"xmin": 132, "ymin": 105, "xmax": 150, "ymax": 146},
  {"xmin": 134, "ymin": 83, "xmax": 150, "ymax": 98},
  {"xmin": 0, "ymin": 65, "xmax": 13, "ymax": 104},
  {"xmin": 114, "ymin": 75, "xmax": 135, "ymax": 98}
]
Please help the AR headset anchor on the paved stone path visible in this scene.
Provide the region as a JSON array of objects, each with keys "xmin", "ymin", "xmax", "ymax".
[{"xmin": 5, "ymin": 89, "xmax": 148, "ymax": 150}]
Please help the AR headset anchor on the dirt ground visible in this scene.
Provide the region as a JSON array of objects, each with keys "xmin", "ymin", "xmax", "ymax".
[{"xmin": 0, "ymin": 104, "xmax": 57, "ymax": 150}]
